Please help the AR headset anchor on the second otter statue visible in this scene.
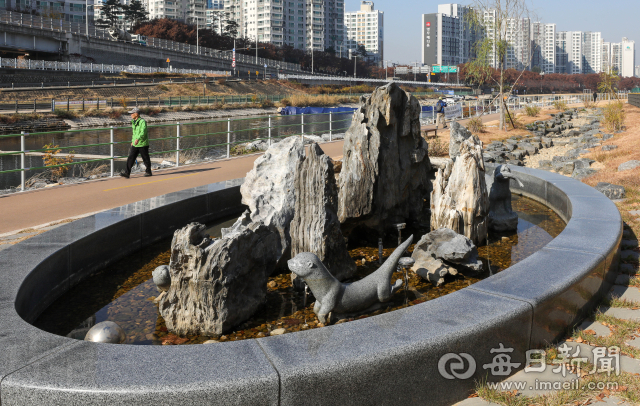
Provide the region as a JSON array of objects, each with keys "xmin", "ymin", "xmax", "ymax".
[
  {"xmin": 288, "ymin": 235, "xmax": 414, "ymax": 324},
  {"xmin": 488, "ymin": 164, "xmax": 524, "ymax": 232}
]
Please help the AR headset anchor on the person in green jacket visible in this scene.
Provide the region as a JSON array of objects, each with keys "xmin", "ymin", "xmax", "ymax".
[{"xmin": 120, "ymin": 108, "xmax": 152, "ymax": 178}]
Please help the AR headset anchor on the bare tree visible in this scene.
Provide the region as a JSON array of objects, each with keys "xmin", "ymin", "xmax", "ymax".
[{"xmin": 467, "ymin": 0, "xmax": 535, "ymax": 131}]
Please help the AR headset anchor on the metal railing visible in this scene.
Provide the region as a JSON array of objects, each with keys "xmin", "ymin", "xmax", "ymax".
[
  {"xmin": 0, "ymin": 92, "xmax": 439, "ymax": 113},
  {"xmin": 280, "ymin": 74, "xmax": 466, "ymax": 87},
  {"xmin": 0, "ymin": 111, "xmax": 355, "ymax": 191},
  {"xmin": 0, "ymin": 57, "xmax": 230, "ymax": 76},
  {"xmin": 420, "ymin": 93, "xmax": 628, "ymax": 124},
  {"xmin": 0, "ymin": 9, "xmax": 302, "ymax": 72}
]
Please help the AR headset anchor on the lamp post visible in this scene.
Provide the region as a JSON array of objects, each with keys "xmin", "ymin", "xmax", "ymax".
[
  {"xmin": 353, "ymin": 55, "xmax": 358, "ymax": 78},
  {"xmin": 85, "ymin": 1, "xmax": 93, "ymax": 36}
]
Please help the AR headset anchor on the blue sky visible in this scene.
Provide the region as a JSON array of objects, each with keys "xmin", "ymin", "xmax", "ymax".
[{"xmin": 347, "ymin": 0, "xmax": 640, "ymax": 66}]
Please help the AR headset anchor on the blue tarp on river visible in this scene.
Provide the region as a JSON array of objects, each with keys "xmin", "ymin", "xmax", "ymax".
[{"xmin": 278, "ymin": 106, "xmax": 357, "ymax": 115}]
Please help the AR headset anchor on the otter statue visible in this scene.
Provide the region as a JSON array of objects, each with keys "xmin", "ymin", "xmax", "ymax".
[
  {"xmin": 288, "ymin": 235, "xmax": 413, "ymax": 324},
  {"xmin": 488, "ymin": 164, "xmax": 524, "ymax": 232}
]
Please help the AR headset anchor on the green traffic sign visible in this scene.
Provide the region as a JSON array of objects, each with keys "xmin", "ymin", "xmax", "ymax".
[{"xmin": 432, "ymin": 66, "xmax": 458, "ymax": 73}]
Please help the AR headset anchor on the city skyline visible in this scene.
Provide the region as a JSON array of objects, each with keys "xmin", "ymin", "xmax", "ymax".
[{"xmin": 361, "ymin": 0, "xmax": 639, "ymax": 68}]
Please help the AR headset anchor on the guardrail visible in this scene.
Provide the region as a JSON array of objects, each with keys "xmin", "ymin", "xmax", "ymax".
[
  {"xmin": 0, "ymin": 57, "xmax": 230, "ymax": 76},
  {"xmin": 0, "ymin": 9, "xmax": 302, "ymax": 72},
  {"xmin": 0, "ymin": 111, "xmax": 355, "ymax": 191},
  {"xmin": 420, "ymin": 92, "xmax": 628, "ymax": 124},
  {"xmin": 280, "ymin": 74, "xmax": 466, "ymax": 87}
]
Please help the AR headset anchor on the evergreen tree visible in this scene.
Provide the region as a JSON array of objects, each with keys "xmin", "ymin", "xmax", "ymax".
[
  {"xmin": 98, "ymin": 0, "xmax": 123, "ymax": 27},
  {"xmin": 124, "ymin": 0, "xmax": 148, "ymax": 28}
]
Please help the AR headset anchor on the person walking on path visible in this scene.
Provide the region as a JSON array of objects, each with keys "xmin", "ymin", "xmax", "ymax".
[
  {"xmin": 435, "ymin": 97, "xmax": 448, "ymax": 129},
  {"xmin": 120, "ymin": 108, "xmax": 152, "ymax": 178},
  {"xmin": 593, "ymin": 91, "xmax": 598, "ymax": 104}
]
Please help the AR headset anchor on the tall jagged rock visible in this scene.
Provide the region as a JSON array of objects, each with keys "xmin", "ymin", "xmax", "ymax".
[
  {"xmin": 290, "ymin": 143, "xmax": 356, "ymax": 285},
  {"xmin": 337, "ymin": 83, "xmax": 431, "ymax": 236},
  {"xmin": 158, "ymin": 222, "xmax": 280, "ymax": 335},
  {"xmin": 431, "ymin": 133, "xmax": 489, "ymax": 246},
  {"xmin": 449, "ymin": 121, "xmax": 473, "ymax": 160},
  {"xmin": 222, "ymin": 136, "xmax": 305, "ymax": 269}
]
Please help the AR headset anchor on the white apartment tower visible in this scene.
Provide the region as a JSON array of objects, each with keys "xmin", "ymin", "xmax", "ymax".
[
  {"xmin": 505, "ymin": 17, "xmax": 531, "ymax": 70},
  {"xmin": 421, "ymin": 4, "xmax": 474, "ymax": 67},
  {"xmin": 555, "ymin": 31, "xmax": 582, "ymax": 74},
  {"xmin": 344, "ymin": 1, "xmax": 384, "ymax": 64},
  {"xmin": 582, "ymin": 31, "xmax": 603, "ymax": 74},
  {"xmin": 531, "ymin": 23, "xmax": 556, "ymax": 73},
  {"xmin": 620, "ymin": 38, "xmax": 636, "ymax": 78},
  {"xmin": 224, "ymin": 0, "xmax": 344, "ymax": 51},
  {"xmin": 146, "ymin": 0, "xmax": 206, "ymax": 25},
  {"xmin": 602, "ymin": 42, "xmax": 612, "ymax": 73}
]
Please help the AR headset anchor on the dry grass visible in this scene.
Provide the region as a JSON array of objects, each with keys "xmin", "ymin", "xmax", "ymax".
[
  {"xmin": 583, "ymin": 104, "xmax": 640, "ymax": 240},
  {"xmin": 602, "ymin": 100, "xmax": 626, "ymax": 132},
  {"xmin": 467, "ymin": 116, "xmax": 485, "ymax": 133},
  {"xmin": 553, "ymin": 100, "xmax": 569, "ymax": 111},
  {"xmin": 280, "ymin": 94, "xmax": 357, "ymax": 107},
  {"xmin": 524, "ymin": 104, "xmax": 541, "ymax": 117},
  {"xmin": 427, "ymin": 136, "xmax": 448, "ymax": 157}
]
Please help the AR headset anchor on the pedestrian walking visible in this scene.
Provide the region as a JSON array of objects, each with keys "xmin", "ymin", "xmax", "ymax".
[
  {"xmin": 435, "ymin": 97, "xmax": 448, "ymax": 129},
  {"xmin": 120, "ymin": 108, "xmax": 152, "ymax": 178},
  {"xmin": 592, "ymin": 91, "xmax": 598, "ymax": 104}
]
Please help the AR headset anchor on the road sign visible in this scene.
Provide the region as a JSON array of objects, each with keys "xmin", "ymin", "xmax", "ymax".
[
  {"xmin": 166, "ymin": 58, "xmax": 170, "ymax": 63},
  {"xmin": 264, "ymin": 64, "xmax": 267, "ymax": 68},
  {"xmin": 432, "ymin": 65, "xmax": 458, "ymax": 73},
  {"xmin": 232, "ymin": 48, "xmax": 236, "ymax": 68}
]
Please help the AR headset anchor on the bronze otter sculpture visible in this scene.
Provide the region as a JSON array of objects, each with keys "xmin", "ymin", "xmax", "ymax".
[{"xmin": 287, "ymin": 235, "xmax": 413, "ymax": 324}]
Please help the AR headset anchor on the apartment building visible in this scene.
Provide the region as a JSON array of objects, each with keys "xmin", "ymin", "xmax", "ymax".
[
  {"xmin": 531, "ymin": 23, "xmax": 556, "ymax": 73},
  {"xmin": 3, "ymin": 0, "xmax": 94, "ymax": 23},
  {"xmin": 636, "ymin": 65, "xmax": 640, "ymax": 78},
  {"xmin": 344, "ymin": 1, "xmax": 383, "ymax": 64},
  {"xmin": 505, "ymin": 17, "xmax": 531, "ymax": 70},
  {"xmin": 223, "ymin": 0, "xmax": 343, "ymax": 51},
  {"xmin": 602, "ymin": 42, "xmax": 612, "ymax": 73},
  {"xmin": 620, "ymin": 37, "xmax": 636, "ymax": 78},
  {"xmin": 582, "ymin": 31, "xmax": 602, "ymax": 74},
  {"xmin": 421, "ymin": 4, "xmax": 474, "ymax": 67},
  {"xmin": 145, "ymin": 0, "xmax": 205, "ymax": 25}
]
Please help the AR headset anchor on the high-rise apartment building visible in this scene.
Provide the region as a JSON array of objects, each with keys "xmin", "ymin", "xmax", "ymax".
[
  {"xmin": 145, "ymin": 0, "xmax": 205, "ymax": 25},
  {"xmin": 421, "ymin": 4, "xmax": 474, "ymax": 67},
  {"xmin": 555, "ymin": 31, "xmax": 583, "ymax": 74},
  {"xmin": 602, "ymin": 42, "xmax": 612, "ymax": 73},
  {"xmin": 224, "ymin": 0, "xmax": 344, "ymax": 51},
  {"xmin": 531, "ymin": 23, "xmax": 556, "ymax": 73},
  {"xmin": 611, "ymin": 42, "xmax": 622, "ymax": 74},
  {"xmin": 344, "ymin": 1, "xmax": 383, "ymax": 64},
  {"xmin": 621, "ymin": 37, "xmax": 636, "ymax": 78},
  {"xmin": 582, "ymin": 31, "xmax": 602, "ymax": 74},
  {"xmin": 3, "ymin": 0, "xmax": 94, "ymax": 23},
  {"xmin": 505, "ymin": 17, "xmax": 531, "ymax": 70},
  {"xmin": 636, "ymin": 65, "xmax": 640, "ymax": 78}
]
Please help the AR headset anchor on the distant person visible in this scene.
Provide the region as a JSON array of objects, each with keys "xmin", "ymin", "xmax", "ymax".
[
  {"xmin": 593, "ymin": 91, "xmax": 598, "ymax": 103},
  {"xmin": 435, "ymin": 97, "xmax": 448, "ymax": 129},
  {"xmin": 120, "ymin": 108, "xmax": 152, "ymax": 178}
]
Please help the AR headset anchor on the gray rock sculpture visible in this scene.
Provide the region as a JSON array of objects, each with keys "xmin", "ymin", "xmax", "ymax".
[
  {"xmin": 596, "ymin": 182, "xmax": 626, "ymax": 200},
  {"xmin": 411, "ymin": 228, "xmax": 482, "ymax": 286},
  {"xmin": 288, "ymin": 235, "xmax": 414, "ymax": 324},
  {"xmin": 488, "ymin": 164, "xmax": 523, "ymax": 232},
  {"xmin": 449, "ymin": 121, "xmax": 473, "ymax": 160},
  {"xmin": 152, "ymin": 265, "xmax": 171, "ymax": 292},
  {"xmin": 618, "ymin": 160, "xmax": 640, "ymax": 172},
  {"xmin": 431, "ymin": 132, "xmax": 489, "ymax": 246},
  {"xmin": 290, "ymin": 143, "xmax": 356, "ymax": 286},
  {"xmin": 84, "ymin": 321, "xmax": 126, "ymax": 344},
  {"xmin": 337, "ymin": 83, "xmax": 431, "ymax": 236},
  {"xmin": 222, "ymin": 136, "xmax": 305, "ymax": 270},
  {"xmin": 158, "ymin": 222, "xmax": 280, "ymax": 335}
]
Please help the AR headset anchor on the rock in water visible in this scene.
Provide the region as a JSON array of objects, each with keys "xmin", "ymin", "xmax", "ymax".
[
  {"xmin": 431, "ymin": 134, "xmax": 489, "ymax": 246},
  {"xmin": 337, "ymin": 83, "xmax": 431, "ymax": 236},
  {"xmin": 411, "ymin": 228, "xmax": 482, "ymax": 276},
  {"xmin": 222, "ymin": 136, "xmax": 305, "ymax": 269},
  {"xmin": 449, "ymin": 122, "xmax": 473, "ymax": 160},
  {"xmin": 488, "ymin": 164, "xmax": 520, "ymax": 232},
  {"xmin": 290, "ymin": 143, "xmax": 356, "ymax": 284},
  {"xmin": 158, "ymin": 222, "xmax": 280, "ymax": 335}
]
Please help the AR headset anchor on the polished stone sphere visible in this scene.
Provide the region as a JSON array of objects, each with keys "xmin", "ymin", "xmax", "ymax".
[
  {"xmin": 84, "ymin": 321, "xmax": 126, "ymax": 344},
  {"xmin": 152, "ymin": 265, "xmax": 171, "ymax": 292}
]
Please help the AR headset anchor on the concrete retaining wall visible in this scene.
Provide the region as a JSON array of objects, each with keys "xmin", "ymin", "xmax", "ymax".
[
  {"xmin": 629, "ymin": 93, "xmax": 640, "ymax": 108},
  {"xmin": 0, "ymin": 166, "xmax": 622, "ymax": 405}
]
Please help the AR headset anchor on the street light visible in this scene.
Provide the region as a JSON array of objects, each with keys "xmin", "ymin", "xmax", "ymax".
[
  {"xmin": 85, "ymin": 0, "xmax": 93, "ymax": 36},
  {"xmin": 382, "ymin": 59, "xmax": 392, "ymax": 81},
  {"xmin": 353, "ymin": 55, "xmax": 358, "ymax": 78}
]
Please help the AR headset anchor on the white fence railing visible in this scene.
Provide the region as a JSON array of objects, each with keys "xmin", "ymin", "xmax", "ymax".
[
  {"xmin": 0, "ymin": 57, "xmax": 230, "ymax": 76},
  {"xmin": 0, "ymin": 9, "xmax": 302, "ymax": 72}
]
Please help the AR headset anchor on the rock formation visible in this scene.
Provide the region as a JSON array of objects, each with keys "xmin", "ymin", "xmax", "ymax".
[
  {"xmin": 158, "ymin": 222, "xmax": 280, "ymax": 335},
  {"xmin": 431, "ymin": 133, "xmax": 489, "ymax": 246},
  {"xmin": 488, "ymin": 165, "xmax": 522, "ymax": 232},
  {"xmin": 337, "ymin": 83, "xmax": 431, "ymax": 237},
  {"xmin": 222, "ymin": 136, "xmax": 305, "ymax": 270},
  {"xmin": 449, "ymin": 121, "xmax": 473, "ymax": 160},
  {"xmin": 411, "ymin": 228, "xmax": 482, "ymax": 286},
  {"xmin": 290, "ymin": 143, "xmax": 356, "ymax": 286}
]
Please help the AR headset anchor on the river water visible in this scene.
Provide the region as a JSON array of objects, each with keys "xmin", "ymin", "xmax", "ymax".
[{"xmin": 0, "ymin": 111, "xmax": 354, "ymax": 190}]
